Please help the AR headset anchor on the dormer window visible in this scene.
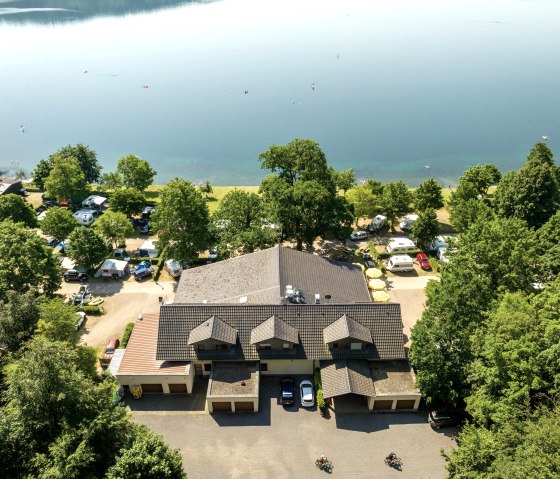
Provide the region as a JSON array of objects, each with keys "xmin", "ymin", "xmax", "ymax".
[
  {"xmin": 197, "ymin": 344, "xmax": 205, "ymax": 351},
  {"xmin": 215, "ymin": 344, "xmax": 228, "ymax": 351},
  {"xmin": 350, "ymin": 342, "xmax": 362, "ymax": 350},
  {"xmin": 259, "ymin": 344, "xmax": 272, "ymax": 350},
  {"xmin": 282, "ymin": 343, "xmax": 291, "ymax": 350}
]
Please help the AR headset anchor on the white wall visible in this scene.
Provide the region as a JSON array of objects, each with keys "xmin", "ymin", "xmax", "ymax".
[{"xmin": 116, "ymin": 373, "xmax": 191, "ymax": 394}]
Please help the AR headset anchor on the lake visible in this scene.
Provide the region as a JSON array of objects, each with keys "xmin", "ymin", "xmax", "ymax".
[{"xmin": 1, "ymin": 0, "xmax": 559, "ymax": 186}]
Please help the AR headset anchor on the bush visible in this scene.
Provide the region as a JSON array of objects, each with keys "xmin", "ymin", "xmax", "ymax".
[
  {"xmin": 75, "ymin": 305, "xmax": 104, "ymax": 315},
  {"xmin": 314, "ymin": 368, "xmax": 327, "ymax": 413},
  {"xmin": 121, "ymin": 322, "xmax": 135, "ymax": 348}
]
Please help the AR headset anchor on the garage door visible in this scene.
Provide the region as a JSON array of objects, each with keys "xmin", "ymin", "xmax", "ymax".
[
  {"xmin": 169, "ymin": 383, "xmax": 188, "ymax": 393},
  {"xmin": 140, "ymin": 384, "xmax": 163, "ymax": 393},
  {"xmin": 373, "ymin": 400, "xmax": 393, "ymax": 410},
  {"xmin": 396, "ymin": 400, "xmax": 416, "ymax": 409},
  {"xmin": 211, "ymin": 401, "xmax": 232, "ymax": 412},
  {"xmin": 234, "ymin": 401, "xmax": 254, "ymax": 412}
]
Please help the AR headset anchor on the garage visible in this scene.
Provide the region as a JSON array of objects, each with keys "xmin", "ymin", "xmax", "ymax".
[
  {"xmin": 169, "ymin": 383, "xmax": 188, "ymax": 393},
  {"xmin": 396, "ymin": 399, "xmax": 416, "ymax": 409},
  {"xmin": 373, "ymin": 400, "xmax": 393, "ymax": 410},
  {"xmin": 234, "ymin": 401, "xmax": 255, "ymax": 412},
  {"xmin": 140, "ymin": 383, "xmax": 164, "ymax": 393},
  {"xmin": 211, "ymin": 401, "xmax": 232, "ymax": 412}
]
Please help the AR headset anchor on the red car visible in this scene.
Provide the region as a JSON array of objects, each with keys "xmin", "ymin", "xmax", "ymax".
[
  {"xmin": 417, "ymin": 252, "xmax": 432, "ymax": 270},
  {"xmin": 101, "ymin": 337, "xmax": 120, "ymax": 367}
]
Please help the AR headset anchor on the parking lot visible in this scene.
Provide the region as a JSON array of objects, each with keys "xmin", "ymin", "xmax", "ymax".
[{"xmin": 130, "ymin": 376, "xmax": 456, "ymax": 479}]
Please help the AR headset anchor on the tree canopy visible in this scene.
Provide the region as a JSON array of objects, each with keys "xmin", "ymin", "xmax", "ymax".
[
  {"xmin": 40, "ymin": 206, "xmax": 78, "ymax": 240},
  {"xmin": 94, "ymin": 211, "xmax": 134, "ymax": 248},
  {"xmin": 36, "ymin": 298, "xmax": 80, "ymax": 344},
  {"xmin": 116, "ymin": 154, "xmax": 157, "ymax": 191},
  {"xmin": 410, "ymin": 209, "xmax": 440, "ymax": 247},
  {"xmin": 0, "ymin": 289, "xmax": 40, "ymax": 355},
  {"xmin": 0, "ymin": 193, "xmax": 37, "ymax": 227},
  {"xmin": 67, "ymin": 227, "xmax": 108, "ymax": 269},
  {"xmin": 334, "ymin": 168, "xmax": 356, "ymax": 194},
  {"xmin": 49, "ymin": 143, "xmax": 102, "ymax": 184},
  {"xmin": 460, "ymin": 164, "xmax": 501, "ymax": 196},
  {"xmin": 44, "ymin": 156, "xmax": 87, "ymax": 201},
  {"xmin": 380, "ymin": 180, "xmax": 413, "ymax": 232},
  {"xmin": 109, "ymin": 187, "xmax": 146, "ymax": 217},
  {"xmin": 151, "ymin": 179, "xmax": 210, "ymax": 263},
  {"xmin": 414, "ymin": 178, "xmax": 444, "ymax": 211},
  {"xmin": 346, "ymin": 184, "xmax": 379, "ymax": 226},
  {"xmin": 0, "ymin": 220, "xmax": 61, "ymax": 301},
  {"xmin": 32, "ymin": 158, "xmax": 55, "ymax": 190}
]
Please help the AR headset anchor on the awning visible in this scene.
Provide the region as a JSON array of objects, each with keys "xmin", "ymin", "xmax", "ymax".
[{"xmin": 320, "ymin": 360, "xmax": 376, "ymax": 399}]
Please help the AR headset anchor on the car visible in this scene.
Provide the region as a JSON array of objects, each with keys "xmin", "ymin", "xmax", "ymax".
[
  {"xmin": 101, "ymin": 338, "xmax": 120, "ymax": 367},
  {"xmin": 45, "ymin": 237, "xmax": 60, "ymax": 247},
  {"xmin": 113, "ymin": 248, "xmax": 131, "ymax": 260},
  {"xmin": 43, "ymin": 200, "xmax": 58, "ymax": 208},
  {"xmin": 63, "ymin": 269, "xmax": 89, "ymax": 282},
  {"xmin": 208, "ymin": 246, "xmax": 218, "ymax": 260},
  {"xmin": 350, "ymin": 230, "xmax": 368, "ymax": 241},
  {"xmin": 136, "ymin": 260, "xmax": 152, "ymax": 270},
  {"xmin": 299, "ymin": 380, "xmax": 315, "ymax": 408},
  {"xmin": 416, "ymin": 252, "xmax": 432, "ymax": 270},
  {"xmin": 428, "ymin": 410, "xmax": 461, "ymax": 429},
  {"xmin": 140, "ymin": 222, "xmax": 150, "ymax": 235},
  {"xmin": 280, "ymin": 377, "xmax": 295, "ymax": 406},
  {"xmin": 142, "ymin": 206, "xmax": 155, "ymax": 218},
  {"xmin": 75, "ymin": 311, "xmax": 87, "ymax": 330},
  {"xmin": 134, "ymin": 266, "xmax": 154, "ymax": 281}
]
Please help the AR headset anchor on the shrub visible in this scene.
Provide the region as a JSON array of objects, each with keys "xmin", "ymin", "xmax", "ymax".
[
  {"xmin": 314, "ymin": 368, "xmax": 328, "ymax": 413},
  {"xmin": 121, "ymin": 322, "xmax": 135, "ymax": 348},
  {"xmin": 75, "ymin": 305, "xmax": 104, "ymax": 315}
]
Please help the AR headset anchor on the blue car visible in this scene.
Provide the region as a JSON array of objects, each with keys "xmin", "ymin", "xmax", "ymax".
[
  {"xmin": 134, "ymin": 266, "xmax": 154, "ymax": 282},
  {"xmin": 280, "ymin": 377, "xmax": 295, "ymax": 406}
]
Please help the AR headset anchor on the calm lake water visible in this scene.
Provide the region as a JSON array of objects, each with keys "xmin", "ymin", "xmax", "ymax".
[{"xmin": 1, "ymin": 0, "xmax": 559, "ymax": 186}]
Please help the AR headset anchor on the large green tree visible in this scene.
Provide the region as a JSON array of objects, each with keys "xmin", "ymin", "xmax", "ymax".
[
  {"xmin": 109, "ymin": 187, "xmax": 146, "ymax": 217},
  {"xmin": 36, "ymin": 299, "xmax": 80, "ymax": 345},
  {"xmin": 100, "ymin": 171, "xmax": 125, "ymax": 191},
  {"xmin": 0, "ymin": 289, "xmax": 40, "ymax": 355},
  {"xmin": 346, "ymin": 184, "xmax": 379, "ymax": 226},
  {"xmin": 379, "ymin": 180, "xmax": 413, "ymax": 232},
  {"xmin": 410, "ymin": 209, "xmax": 440, "ymax": 247},
  {"xmin": 414, "ymin": 178, "xmax": 444, "ymax": 211},
  {"xmin": 334, "ymin": 168, "xmax": 356, "ymax": 194},
  {"xmin": 151, "ymin": 179, "xmax": 210, "ymax": 263},
  {"xmin": 460, "ymin": 164, "xmax": 502, "ymax": 196},
  {"xmin": 116, "ymin": 154, "xmax": 157, "ymax": 191},
  {"xmin": 106, "ymin": 425, "xmax": 187, "ymax": 479},
  {"xmin": 44, "ymin": 156, "xmax": 87, "ymax": 201},
  {"xmin": 0, "ymin": 193, "xmax": 37, "ymax": 227},
  {"xmin": 49, "ymin": 144, "xmax": 102, "ymax": 184},
  {"xmin": 259, "ymin": 138, "xmax": 347, "ymax": 250},
  {"xmin": 32, "ymin": 157, "xmax": 55, "ymax": 190},
  {"xmin": 67, "ymin": 227, "xmax": 108, "ymax": 269},
  {"xmin": 94, "ymin": 211, "xmax": 134, "ymax": 249},
  {"xmin": 0, "ymin": 220, "xmax": 61, "ymax": 300},
  {"xmin": 40, "ymin": 206, "xmax": 78, "ymax": 240},
  {"xmin": 494, "ymin": 143, "xmax": 560, "ymax": 228}
]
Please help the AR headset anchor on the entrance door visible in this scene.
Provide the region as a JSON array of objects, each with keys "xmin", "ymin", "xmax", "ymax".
[{"xmin": 194, "ymin": 363, "xmax": 203, "ymax": 376}]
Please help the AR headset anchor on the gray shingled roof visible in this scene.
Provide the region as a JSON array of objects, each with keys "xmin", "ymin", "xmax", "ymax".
[
  {"xmin": 250, "ymin": 315, "xmax": 299, "ymax": 345},
  {"xmin": 323, "ymin": 314, "xmax": 373, "ymax": 344},
  {"xmin": 173, "ymin": 246, "xmax": 370, "ymax": 305},
  {"xmin": 320, "ymin": 360, "xmax": 376, "ymax": 399},
  {"xmin": 157, "ymin": 303, "xmax": 405, "ymax": 361},
  {"xmin": 186, "ymin": 316, "xmax": 237, "ymax": 345}
]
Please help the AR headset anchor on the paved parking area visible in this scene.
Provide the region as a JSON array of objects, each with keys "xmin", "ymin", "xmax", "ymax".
[{"xmin": 131, "ymin": 376, "xmax": 456, "ymax": 479}]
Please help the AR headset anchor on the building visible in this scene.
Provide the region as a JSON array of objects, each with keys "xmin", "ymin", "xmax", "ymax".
[
  {"xmin": 116, "ymin": 246, "xmax": 420, "ymax": 413},
  {"xmin": 0, "ymin": 178, "xmax": 23, "ymax": 196}
]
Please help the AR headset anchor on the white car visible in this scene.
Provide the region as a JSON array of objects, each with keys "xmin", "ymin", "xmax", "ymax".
[
  {"xmin": 75, "ymin": 312, "xmax": 87, "ymax": 330},
  {"xmin": 208, "ymin": 246, "xmax": 218, "ymax": 260},
  {"xmin": 350, "ymin": 230, "xmax": 368, "ymax": 241},
  {"xmin": 300, "ymin": 380, "xmax": 315, "ymax": 408}
]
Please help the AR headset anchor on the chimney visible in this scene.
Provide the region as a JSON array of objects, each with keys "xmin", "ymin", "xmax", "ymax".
[{"xmin": 314, "ymin": 293, "xmax": 321, "ymax": 304}]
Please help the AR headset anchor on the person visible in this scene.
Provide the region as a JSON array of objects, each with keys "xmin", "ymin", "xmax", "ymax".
[{"xmin": 320, "ymin": 455, "xmax": 325, "ymax": 463}]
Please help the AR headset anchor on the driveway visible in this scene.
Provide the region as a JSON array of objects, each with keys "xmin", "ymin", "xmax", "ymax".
[{"xmin": 131, "ymin": 376, "xmax": 456, "ymax": 479}]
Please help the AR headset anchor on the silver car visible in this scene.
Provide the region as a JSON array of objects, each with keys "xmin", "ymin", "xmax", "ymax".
[{"xmin": 299, "ymin": 380, "xmax": 315, "ymax": 408}]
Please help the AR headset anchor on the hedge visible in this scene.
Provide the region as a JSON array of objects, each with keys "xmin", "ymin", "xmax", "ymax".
[
  {"xmin": 75, "ymin": 305, "xmax": 104, "ymax": 315},
  {"xmin": 121, "ymin": 322, "xmax": 135, "ymax": 348},
  {"xmin": 314, "ymin": 368, "xmax": 327, "ymax": 412}
]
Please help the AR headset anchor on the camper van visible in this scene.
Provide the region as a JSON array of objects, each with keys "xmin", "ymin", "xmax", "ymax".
[
  {"xmin": 369, "ymin": 215, "xmax": 387, "ymax": 232},
  {"xmin": 82, "ymin": 195, "xmax": 107, "ymax": 211},
  {"xmin": 399, "ymin": 214, "xmax": 419, "ymax": 231},
  {"xmin": 386, "ymin": 238, "xmax": 416, "ymax": 254},
  {"xmin": 73, "ymin": 210, "xmax": 95, "ymax": 226},
  {"xmin": 427, "ymin": 235, "xmax": 453, "ymax": 251},
  {"xmin": 386, "ymin": 254, "xmax": 414, "ymax": 272},
  {"xmin": 164, "ymin": 259, "xmax": 184, "ymax": 278}
]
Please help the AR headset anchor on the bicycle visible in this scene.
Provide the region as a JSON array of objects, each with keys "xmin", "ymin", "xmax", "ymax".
[{"xmin": 315, "ymin": 456, "xmax": 333, "ymax": 471}]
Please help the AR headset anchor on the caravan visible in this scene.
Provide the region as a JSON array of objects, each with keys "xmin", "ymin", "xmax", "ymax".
[
  {"xmin": 386, "ymin": 255, "xmax": 414, "ymax": 272},
  {"xmin": 82, "ymin": 195, "xmax": 107, "ymax": 211},
  {"xmin": 399, "ymin": 214, "xmax": 419, "ymax": 231},
  {"xmin": 73, "ymin": 209, "xmax": 96, "ymax": 226},
  {"xmin": 369, "ymin": 215, "xmax": 387, "ymax": 232},
  {"xmin": 386, "ymin": 238, "xmax": 416, "ymax": 254}
]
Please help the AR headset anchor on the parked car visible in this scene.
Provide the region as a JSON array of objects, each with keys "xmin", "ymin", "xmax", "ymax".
[
  {"xmin": 140, "ymin": 222, "xmax": 151, "ymax": 235},
  {"xmin": 280, "ymin": 377, "xmax": 295, "ymax": 406},
  {"xmin": 299, "ymin": 380, "xmax": 315, "ymax": 408},
  {"xmin": 208, "ymin": 246, "xmax": 218, "ymax": 260},
  {"xmin": 63, "ymin": 269, "xmax": 88, "ymax": 282},
  {"xmin": 350, "ymin": 230, "xmax": 368, "ymax": 241},
  {"xmin": 44, "ymin": 200, "xmax": 58, "ymax": 208},
  {"xmin": 101, "ymin": 338, "xmax": 120, "ymax": 367},
  {"xmin": 416, "ymin": 252, "xmax": 432, "ymax": 270},
  {"xmin": 428, "ymin": 410, "xmax": 461, "ymax": 429},
  {"xmin": 142, "ymin": 206, "xmax": 155, "ymax": 219},
  {"xmin": 134, "ymin": 266, "xmax": 154, "ymax": 281},
  {"xmin": 75, "ymin": 311, "xmax": 87, "ymax": 330},
  {"xmin": 45, "ymin": 237, "xmax": 60, "ymax": 247},
  {"xmin": 165, "ymin": 259, "xmax": 184, "ymax": 278},
  {"xmin": 136, "ymin": 260, "xmax": 152, "ymax": 270}
]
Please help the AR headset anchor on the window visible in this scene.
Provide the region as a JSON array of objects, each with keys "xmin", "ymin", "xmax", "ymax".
[
  {"xmin": 350, "ymin": 342, "xmax": 362, "ymax": 350},
  {"xmin": 282, "ymin": 343, "xmax": 291, "ymax": 350},
  {"xmin": 204, "ymin": 363, "xmax": 211, "ymax": 372},
  {"xmin": 197, "ymin": 344, "xmax": 205, "ymax": 351},
  {"xmin": 260, "ymin": 363, "xmax": 268, "ymax": 372},
  {"xmin": 331, "ymin": 343, "xmax": 339, "ymax": 349},
  {"xmin": 215, "ymin": 344, "xmax": 227, "ymax": 351},
  {"xmin": 259, "ymin": 344, "xmax": 272, "ymax": 350}
]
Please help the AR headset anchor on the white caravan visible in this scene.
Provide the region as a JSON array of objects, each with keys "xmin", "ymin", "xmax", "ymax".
[
  {"xmin": 386, "ymin": 255, "xmax": 414, "ymax": 272},
  {"xmin": 386, "ymin": 238, "xmax": 416, "ymax": 254}
]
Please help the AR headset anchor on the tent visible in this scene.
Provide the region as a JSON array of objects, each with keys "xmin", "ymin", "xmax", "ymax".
[
  {"xmin": 95, "ymin": 259, "xmax": 130, "ymax": 278},
  {"xmin": 139, "ymin": 240, "xmax": 158, "ymax": 258}
]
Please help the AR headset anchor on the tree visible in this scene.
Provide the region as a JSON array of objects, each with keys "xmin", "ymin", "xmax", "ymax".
[
  {"xmin": 380, "ymin": 180, "xmax": 413, "ymax": 232},
  {"xmin": 0, "ymin": 193, "xmax": 37, "ymax": 227},
  {"xmin": 106, "ymin": 425, "xmax": 187, "ymax": 479},
  {"xmin": 36, "ymin": 298, "xmax": 80, "ymax": 344},
  {"xmin": 460, "ymin": 164, "xmax": 502, "ymax": 196},
  {"xmin": 410, "ymin": 209, "xmax": 440, "ymax": 247},
  {"xmin": 40, "ymin": 207, "xmax": 78, "ymax": 240},
  {"xmin": 151, "ymin": 179, "xmax": 210, "ymax": 263},
  {"xmin": 494, "ymin": 143, "xmax": 560, "ymax": 228},
  {"xmin": 259, "ymin": 139, "xmax": 343, "ymax": 250},
  {"xmin": 334, "ymin": 168, "xmax": 356, "ymax": 194},
  {"xmin": 199, "ymin": 180, "xmax": 213, "ymax": 199},
  {"xmin": 0, "ymin": 289, "xmax": 40, "ymax": 354},
  {"xmin": 0, "ymin": 220, "xmax": 61, "ymax": 301},
  {"xmin": 414, "ymin": 178, "xmax": 444, "ymax": 211},
  {"xmin": 110, "ymin": 187, "xmax": 146, "ymax": 217},
  {"xmin": 214, "ymin": 189, "xmax": 263, "ymax": 229},
  {"xmin": 49, "ymin": 144, "xmax": 102, "ymax": 184},
  {"xmin": 364, "ymin": 178, "xmax": 383, "ymax": 196},
  {"xmin": 346, "ymin": 184, "xmax": 378, "ymax": 226},
  {"xmin": 450, "ymin": 195, "xmax": 495, "ymax": 233},
  {"xmin": 67, "ymin": 227, "xmax": 108, "ymax": 269},
  {"xmin": 117, "ymin": 154, "xmax": 157, "ymax": 191},
  {"xmin": 32, "ymin": 157, "xmax": 54, "ymax": 190},
  {"xmin": 44, "ymin": 156, "xmax": 87, "ymax": 201},
  {"xmin": 94, "ymin": 211, "xmax": 134, "ymax": 248},
  {"xmin": 101, "ymin": 171, "xmax": 124, "ymax": 191}
]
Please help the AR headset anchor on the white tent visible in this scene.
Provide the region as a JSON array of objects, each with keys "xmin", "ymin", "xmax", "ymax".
[
  {"xmin": 139, "ymin": 240, "xmax": 158, "ymax": 258},
  {"xmin": 95, "ymin": 258, "xmax": 130, "ymax": 278}
]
